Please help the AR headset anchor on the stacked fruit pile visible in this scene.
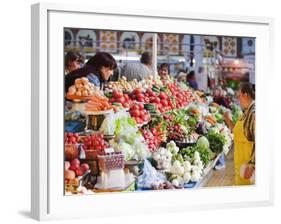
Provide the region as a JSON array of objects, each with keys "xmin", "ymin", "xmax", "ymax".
[
  {"xmin": 83, "ymin": 134, "xmax": 109, "ymax": 159},
  {"xmin": 109, "ymin": 89, "xmax": 132, "ymax": 109},
  {"xmin": 167, "ymin": 83, "xmax": 193, "ymax": 109},
  {"xmin": 129, "ymin": 104, "xmax": 150, "ymax": 125}
]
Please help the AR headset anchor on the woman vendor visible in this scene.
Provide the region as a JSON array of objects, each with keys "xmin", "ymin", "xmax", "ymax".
[
  {"xmin": 224, "ymin": 82, "xmax": 255, "ymax": 185},
  {"xmin": 65, "ymin": 52, "xmax": 117, "ymax": 92}
]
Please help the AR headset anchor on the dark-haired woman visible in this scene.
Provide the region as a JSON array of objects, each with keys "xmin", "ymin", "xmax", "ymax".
[
  {"xmin": 65, "ymin": 52, "xmax": 117, "ymax": 92},
  {"xmin": 65, "ymin": 51, "xmax": 84, "ymax": 75},
  {"xmin": 224, "ymin": 83, "xmax": 255, "ymax": 185}
]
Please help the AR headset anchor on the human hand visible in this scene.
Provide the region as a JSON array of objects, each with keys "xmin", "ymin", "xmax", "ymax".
[
  {"xmin": 244, "ymin": 165, "xmax": 254, "ymax": 179},
  {"xmin": 224, "ymin": 111, "xmax": 232, "ymax": 124},
  {"xmin": 240, "ymin": 164, "xmax": 255, "ymax": 180}
]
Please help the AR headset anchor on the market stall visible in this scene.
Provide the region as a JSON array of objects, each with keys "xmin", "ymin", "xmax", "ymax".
[{"xmin": 64, "ymin": 75, "xmax": 239, "ymax": 195}]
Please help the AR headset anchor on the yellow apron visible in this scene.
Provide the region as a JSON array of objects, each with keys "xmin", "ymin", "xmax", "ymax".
[{"xmin": 233, "ymin": 118, "xmax": 254, "ymax": 185}]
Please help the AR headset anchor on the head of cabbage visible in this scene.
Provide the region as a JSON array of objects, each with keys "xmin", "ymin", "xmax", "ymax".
[{"xmin": 197, "ymin": 136, "xmax": 210, "ymax": 150}]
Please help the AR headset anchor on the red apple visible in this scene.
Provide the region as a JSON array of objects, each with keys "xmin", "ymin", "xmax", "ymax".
[
  {"xmin": 80, "ymin": 163, "xmax": 90, "ymax": 173},
  {"xmin": 69, "ymin": 164, "xmax": 78, "ymax": 172},
  {"xmin": 75, "ymin": 167, "xmax": 83, "ymax": 176},
  {"xmin": 71, "ymin": 158, "xmax": 80, "ymax": 167}
]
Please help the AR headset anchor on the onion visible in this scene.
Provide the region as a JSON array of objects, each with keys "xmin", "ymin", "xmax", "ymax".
[{"xmin": 64, "ymin": 170, "xmax": 76, "ymax": 180}]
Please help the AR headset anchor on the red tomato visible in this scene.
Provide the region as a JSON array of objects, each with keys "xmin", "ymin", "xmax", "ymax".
[
  {"xmin": 136, "ymin": 93, "xmax": 144, "ymax": 100},
  {"xmin": 141, "ymin": 114, "xmax": 149, "ymax": 121},
  {"xmin": 137, "ymin": 98, "xmax": 144, "ymax": 102},
  {"xmin": 95, "ymin": 145, "xmax": 103, "ymax": 151},
  {"xmin": 161, "ymin": 100, "xmax": 168, "ymax": 107},
  {"xmin": 123, "ymin": 94, "xmax": 129, "ymax": 100},
  {"xmin": 146, "ymin": 89, "xmax": 153, "ymax": 95},
  {"xmin": 130, "ymin": 94, "xmax": 136, "ymax": 100},
  {"xmin": 135, "ymin": 117, "xmax": 143, "ymax": 124},
  {"xmin": 133, "ymin": 88, "xmax": 142, "ymax": 95},
  {"xmin": 130, "ymin": 110, "xmax": 140, "ymax": 117},
  {"xmin": 139, "ymin": 110, "xmax": 145, "ymax": 117},
  {"xmin": 144, "ymin": 97, "xmax": 150, "ymax": 103},
  {"xmin": 70, "ymin": 136, "xmax": 77, "ymax": 143},
  {"xmin": 76, "ymin": 167, "xmax": 84, "ymax": 176},
  {"xmin": 138, "ymin": 104, "xmax": 144, "ymax": 110},
  {"xmin": 112, "ymin": 90, "xmax": 123, "ymax": 99},
  {"xmin": 116, "ymin": 97, "xmax": 125, "ymax": 104},
  {"xmin": 159, "ymin": 92, "xmax": 167, "ymax": 99},
  {"xmin": 154, "ymin": 97, "xmax": 161, "ymax": 104},
  {"xmin": 131, "ymin": 104, "xmax": 139, "ymax": 111}
]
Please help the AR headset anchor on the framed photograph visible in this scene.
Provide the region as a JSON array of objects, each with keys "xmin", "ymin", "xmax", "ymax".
[{"xmin": 31, "ymin": 2, "xmax": 274, "ymax": 221}]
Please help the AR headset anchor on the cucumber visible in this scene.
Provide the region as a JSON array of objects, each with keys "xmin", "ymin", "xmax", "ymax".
[
  {"xmin": 144, "ymin": 103, "xmax": 156, "ymax": 110},
  {"xmin": 112, "ymin": 102, "xmax": 122, "ymax": 107},
  {"xmin": 152, "ymin": 85, "xmax": 160, "ymax": 93}
]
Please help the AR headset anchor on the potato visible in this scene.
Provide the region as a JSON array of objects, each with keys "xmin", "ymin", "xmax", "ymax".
[
  {"xmin": 75, "ymin": 83, "xmax": 83, "ymax": 89},
  {"xmin": 82, "ymin": 90, "xmax": 88, "ymax": 96},
  {"xmin": 83, "ymin": 85, "xmax": 90, "ymax": 91},
  {"xmin": 68, "ymin": 86, "xmax": 76, "ymax": 95},
  {"xmin": 75, "ymin": 78, "xmax": 81, "ymax": 85},
  {"xmin": 75, "ymin": 91, "xmax": 82, "ymax": 96},
  {"xmin": 81, "ymin": 77, "xmax": 89, "ymax": 85},
  {"xmin": 65, "ymin": 170, "xmax": 75, "ymax": 180}
]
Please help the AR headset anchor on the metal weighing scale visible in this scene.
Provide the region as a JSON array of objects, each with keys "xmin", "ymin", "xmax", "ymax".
[{"xmin": 84, "ymin": 109, "xmax": 114, "ymax": 132}]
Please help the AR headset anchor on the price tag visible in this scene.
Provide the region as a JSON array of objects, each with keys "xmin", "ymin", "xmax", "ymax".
[{"xmin": 104, "ymin": 147, "xmax": 114, "ymax": 154}]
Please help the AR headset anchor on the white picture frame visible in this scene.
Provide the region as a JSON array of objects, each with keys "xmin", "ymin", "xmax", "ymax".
[{"xmin": 31, "ymin": 2, "xmax": 275, "ymax": 221}]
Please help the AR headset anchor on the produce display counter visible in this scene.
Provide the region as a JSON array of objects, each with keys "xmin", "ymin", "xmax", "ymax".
[{"xmin": 64, "ymin": 76, "xmax": 239, "ymax": 194}]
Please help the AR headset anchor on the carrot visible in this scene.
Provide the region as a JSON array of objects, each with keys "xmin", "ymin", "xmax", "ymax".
[
  {"xmin": 87, "ymin": 101, "xmax": 103, "ymax": 106},
  {"xmin": 90, "ymin": 95, "xmax": 108, "ymax": 102}
]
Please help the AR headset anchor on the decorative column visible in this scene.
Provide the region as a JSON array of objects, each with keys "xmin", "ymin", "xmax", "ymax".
[{"xmin": 152, "ymin": 33, "xmax": 158, "ymax": 77}]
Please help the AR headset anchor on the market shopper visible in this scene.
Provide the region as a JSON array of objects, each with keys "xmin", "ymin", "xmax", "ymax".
[
  {"xmin": 224, "ymin": 82, "xmax": 255, "ymax": 185},
  {"xmin": 65, "ymin": 51, "xmax": 84, "ymax": 75},
  {"xmin": 186, "ymin": 71, "xmax": 198, "ymax": 89},
  {"xmin": 159, "ymin": 63, "xmax": 170, "ymax": 81},
  {"xmin": 176, "ymin": 70, "xmax": 187, "ymax": 83},
  {"xmin": 65, "ymin": 52, "xmax": 117, "ymax": 92},
  {"xmin": 120, "ymin": 51, "xmax": 153, "ymax": 81},
  {"xmin": 213, "ymin": 87, "xmax": 232, "ymax": 109}
]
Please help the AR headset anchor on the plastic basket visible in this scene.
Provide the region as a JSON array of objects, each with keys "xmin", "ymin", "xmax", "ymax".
[{"xmin": 97, "ymin": 153, "xmax": 124, "ymax": 171}]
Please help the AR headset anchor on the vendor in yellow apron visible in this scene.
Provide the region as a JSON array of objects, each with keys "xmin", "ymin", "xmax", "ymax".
[{"xmin": 233, "ymin": 117, "xmax": 254, "ymax": 185}]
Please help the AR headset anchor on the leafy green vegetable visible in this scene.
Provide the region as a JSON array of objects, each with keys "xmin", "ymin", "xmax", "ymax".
[
  {"xmin": 196, "ymin": 145, "xmax": 214, "ymax": 166},
  {"xmin": 180, "ymin": 146, "xmax": 196, "ymax": 162},
  {"xmin": 104, "ymin": 92, "xmax": 112, "ymax": 98},
  {"xmin": 187, "ymin": 116, "xmax": 198, "ymax": 127},
  {"xmin": 114, "ymin": 116, "xmax": 136, "ymax": 137},
  {"xmin": 214, "ymin": 113, "xmax": 224, "ymax": 123},
  {"xmin": 206, "ymin": 130, "xmax": 226, "ymax": 153},
  {"xmin": 180, "ymin": 143, "xmax": 214, "ymax": 167},
  {"xmin": 197, "ymin": 136, "xmax": 209, "ymax": 150}
]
